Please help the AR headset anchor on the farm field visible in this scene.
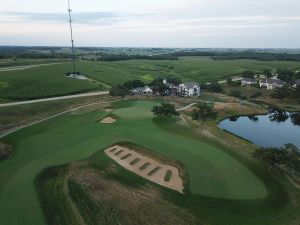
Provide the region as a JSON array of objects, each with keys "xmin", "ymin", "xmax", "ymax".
[
  {"xmin": 1, "ymin": 100, "xmax": 300, "ymax": 225},
  {"xmin": 1, "ymin": 56, "xmax": 300, "ymax": 101}
]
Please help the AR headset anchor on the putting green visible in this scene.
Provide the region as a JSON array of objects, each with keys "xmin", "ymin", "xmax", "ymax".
[{"xmin": 0, "ymin": 100, "xmax": 267, "ymax": 225}]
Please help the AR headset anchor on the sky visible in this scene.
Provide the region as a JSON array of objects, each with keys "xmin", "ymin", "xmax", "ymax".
[{"xmin": 0, "ymin": 0, "xmax": 300, "ymax": 48}]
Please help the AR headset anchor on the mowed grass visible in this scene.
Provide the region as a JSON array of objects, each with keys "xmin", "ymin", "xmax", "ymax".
[
  {"xmin": 1, "ymin": 57, "xmax": 300, "ymax": 100},
  {"xmin": 77, "ymin": 56, "xmax": 300, "ymax": 85},
  {"xmin": 0, "ymin": 100, "xmax": 300, "ymax": 225},
  {"xmin": 0, "ymin": 62, "xmax": 101, "ymax": 100}
]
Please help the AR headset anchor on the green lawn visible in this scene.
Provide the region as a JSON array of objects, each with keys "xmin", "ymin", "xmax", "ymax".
[
  {"xmin": 1, "ymin": 57, "xmax": 300, "ymax": 101},
  {"xmin": 1, "ymin": 100, "xmax": 300, "ymax": 225},
  {"xmin": 0, "ymin": 62, "xmax": 101, "ymax": 100}
]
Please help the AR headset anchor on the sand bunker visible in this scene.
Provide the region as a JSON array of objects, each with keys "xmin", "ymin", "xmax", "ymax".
[
  {"xmin": 105, "ymin": 145, "xmax": 184, "ymax": 193},
  {"xmin": 100, "ymin": 117, "xmax": 117, "ymax": 124}
]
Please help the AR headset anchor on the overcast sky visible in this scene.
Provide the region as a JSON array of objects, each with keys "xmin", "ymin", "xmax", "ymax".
[{"xmin": 0, "ymin": 0, "xmax": 300, "ymax": 48}]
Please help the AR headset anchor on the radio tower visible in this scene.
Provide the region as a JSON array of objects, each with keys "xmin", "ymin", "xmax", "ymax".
[{"xmin": 67, "ymin": 0, "xmax": 76, "ymax": 74}]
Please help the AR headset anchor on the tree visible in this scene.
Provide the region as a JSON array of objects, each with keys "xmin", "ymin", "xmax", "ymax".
[
  {"xmin": 109, "ymin": 85, "xmax": 129, "ymax": 97},
  {"xmin": 166, "ymin": 76, "xmax": 182, "ymax": 85},
  {"xmin": 123, "ymin": 80, "xmax": 145, "ymax": 90},
  {"xmin": 253, "ymin": 144, "xmax": 300, "ymax": 172},
  {"xmin": 152, "ymin": 83, "xmax": 169, "ymax": 96},
  {"xmin": 271, "ymin": 85, "xmax": 291, "ymax": 99},
  {"xmin": 242, "ymin": 70, "xmax": 256, "ymax": 78},
  {"xmin": 263, "ymin": 69, "xmax": 272, "ymax": 78},
  {"xmin": 277, "ymin": 68, "xmax": 295, "ymax": 85},
  {"xmin": 0, "ymin": 142, "xmax": 13, "ymax": 160},
  {"xmin": 251, "ymin": 91, "xmax": 262, "ymax": 99},
  {"xmin": 292, "ymin": 86, "xmax": 300, "ymax": 98},
  {"xmin": 229, "ymin": 90, "xmax": 242, "ymax": 102},
  {"xmin": 204, "ymin": 81, "xmax": 223, "ymax": 93},
  {"xmin": 152, "ymin": 103, "xmax": 179, "ymax": 119},
  {"xmin": 191, "ymin": 102, "xmax": 218, "ymax": 128},
  {"xmin": 227, "ymin": 78, "xmax": 233, "ymax": 85}
]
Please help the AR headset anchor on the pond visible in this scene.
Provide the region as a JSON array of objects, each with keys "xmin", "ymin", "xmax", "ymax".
[{"xmin": 218, "ymin": 111, "xmax": 300, "ymax": 149}]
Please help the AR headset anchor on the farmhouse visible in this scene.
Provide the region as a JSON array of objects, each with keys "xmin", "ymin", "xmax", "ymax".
[
  {"xmin": 178, "ymin": 82, "xmax": 201, "ymax": 97},
  {"xmin": 241, "ymin": 78, "xmax": 257, "ymax": 86},
  {"xmin": 131, "ymin": 85, "xmax": 153, "ymax": 95},
  {"xmin": 259, "ymin": 78, "xmax": 284, "ymax": 90}
]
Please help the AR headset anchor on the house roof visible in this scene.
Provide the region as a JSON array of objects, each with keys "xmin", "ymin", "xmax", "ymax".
[
  {"xmin": 181, "ymin": 82, "xmax": 200, "ymax": 89},
  {"xmin": 260, "ymin": 78, "xmax": 283, "ymax": 85},
  {"xmin": 260, "ymin": 78, "xmax": 267, "ymax": 83},
  {"xmin": 242, "ymin": 78, "xmax": 256, "ymax": 82},
  {"xmin": 268, "ymin": 79, "xmax": 284, "ymax": 85},
  {"xmin": 132, "ymin": 85, "xmax": 153, "ymax": 92}
]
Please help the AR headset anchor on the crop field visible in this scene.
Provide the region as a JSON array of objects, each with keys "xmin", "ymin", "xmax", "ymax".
[
  {"xmin": 1, "ymin": 100, "xmax": 300, "ymax": 225},
  {"xmin": 1, "ymin": 56, "xmax": 300, "ymax": 101}
]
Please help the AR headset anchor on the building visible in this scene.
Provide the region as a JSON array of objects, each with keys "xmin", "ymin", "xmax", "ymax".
[
  {"xmin": 131, "ymin": 86, "xmax": 153, "ymax": 95},
  {"xmin": 163, "ymin": 78, "xmax": 178, "ymax": 96},
  {"xmin": 293, "ymin": 79, "xmax": 300, "ymax": 88},
  {"xmin": 178, "ymin": 82, "xmax": 201, "ymax": 97},
  {"xmin": 241, "ymin": 78, "xmax": 257, "ymax": 86},
  {"xmin": 259, "ymin": 78, "xmax": 284, "ymax": 90}
]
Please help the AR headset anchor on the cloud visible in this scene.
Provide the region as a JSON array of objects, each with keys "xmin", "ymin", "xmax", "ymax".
[
  {"xmin": 1, "ymin": 11, "xmax": 126, "ymax": 25},
  {"xmin": 0, "ymin": 0, "xmax": 300, "ymax": 47}
]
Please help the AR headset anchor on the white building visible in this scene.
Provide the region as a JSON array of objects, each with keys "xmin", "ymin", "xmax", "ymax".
[
  {"xmin": 241, "ymin": 78, "xmax": 257, "ymax": 86},
  {"xmin": 131, "ymin": 86, "xmax": 153, "ymax": 95},
  {"xmin": 259, "ymin": 78, "xmax": 284, "ymax": 90},
  {"xmin": 178, "ymin": 82, "xmax": 201, "ymax": 97}
]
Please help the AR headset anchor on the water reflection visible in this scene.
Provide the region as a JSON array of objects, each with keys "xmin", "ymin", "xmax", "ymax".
[
  {"xmin": 248, "ymin": 116, "xmax": 259, "ymax": 121},
  {"xmin": 269, "ymin": 110, "xmax": 289, "ymax": 123},
  {"xmin": 229, "ymin": 116, "xmax": 239, "ymax": 122},
  {"xmin": 219, "ymin": 110, "xmax": 300, "ymax": 149},
  {"xmin": 290, "ymin": 113, "xmax": 300, "ymax": 126}
]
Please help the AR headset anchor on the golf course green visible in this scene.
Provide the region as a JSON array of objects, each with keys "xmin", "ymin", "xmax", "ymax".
[{"xmin": 0, "ymin": 100, "xmax": 299, "ymax": 225}]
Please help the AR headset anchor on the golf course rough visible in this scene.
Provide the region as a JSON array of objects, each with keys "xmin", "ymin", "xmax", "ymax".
[{"xmin": 0, "ymin": 100, "xmax": 274, "ymax": 225}]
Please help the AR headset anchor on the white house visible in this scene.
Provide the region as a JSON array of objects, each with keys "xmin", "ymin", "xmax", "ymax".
[
  {"xmin": 293, "ymin": 79, "xmax": 300, "ymax": 88},
  {"xmin": 131, "ymin": 86, "xmax": 153, "ymax": 95},
  {"xmin": 259, "ymin": 78, "xmax": 284, "ymax": 90},
  {"xmin": 178, "ymin": 82, "xmax": 201, "ymax": 97},
  {"xmin": 241, "ymin": 78, "xmax": 257, "ymax": 86}
]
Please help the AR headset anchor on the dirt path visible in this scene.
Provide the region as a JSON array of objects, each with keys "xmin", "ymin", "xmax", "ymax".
[
  {"xmin": 105, "ymin": 145, "xmax": 184, "ymax": 193},
  {"xmin": 0, "ymin": 91, "xmax": 109, "ymax": 108},
  {"xmin": 0, "ymin": 62, "xmax": 65, "ymax": 72}
]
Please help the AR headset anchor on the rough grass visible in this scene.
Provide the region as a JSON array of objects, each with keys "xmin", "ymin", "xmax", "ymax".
[
  {"xmin": 129, "ymin": 158, "xmax": 141, "ymax": 165},
  {"xmin": 148, "ymin": 167, "xmax": 161, "ymax": 176},
  {"xmin": 120, "ymin": 154, "xmax": 132, "ymax": 160},
  {"xmin": 35, "ymin": 166, "xmax": 81, "ymax": 225},
  {"xmin": 164, "ymin": 170, "xmax": 172, "ymax": 182},
  {"xmin": 1, "ymin": 57, "xmax": 300, "ymax": 100},
  {"xmin": 139, "ymin": 163, "xmax": 151, "ymax": 171}
]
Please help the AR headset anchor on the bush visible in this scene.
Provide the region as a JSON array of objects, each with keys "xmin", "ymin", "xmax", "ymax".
[{"xmin": 0, "ymin": 142, "xmax": 13, "ymax": 160}]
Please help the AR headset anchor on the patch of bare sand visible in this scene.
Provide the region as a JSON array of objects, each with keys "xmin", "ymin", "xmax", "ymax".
[
  {"xmin": 100, "ymin": 117, "xmax": 117, "ymax": 124},
  {"xmin": 105, "ymin": 145, "xmax": 184, "ymax": 193}
]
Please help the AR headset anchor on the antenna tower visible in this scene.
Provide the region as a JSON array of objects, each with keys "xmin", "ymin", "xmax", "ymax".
[{"xmin": 67, "ymin": 0, "xmax": 76, "ymax": 73}]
